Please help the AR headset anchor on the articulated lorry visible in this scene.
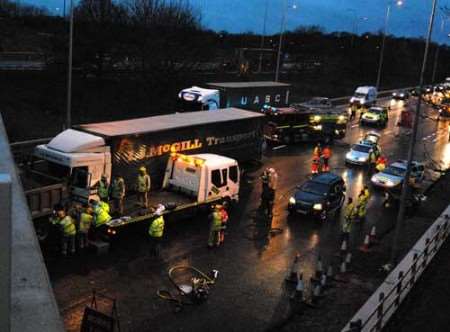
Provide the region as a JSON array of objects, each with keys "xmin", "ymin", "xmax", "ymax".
[
  {"xmin": 178, "ymin": 81, "xmax": 291, "ymax": 112},
  {"xmin": 21, "ymin": 108, "xmax": 264, "ymax": 239}
]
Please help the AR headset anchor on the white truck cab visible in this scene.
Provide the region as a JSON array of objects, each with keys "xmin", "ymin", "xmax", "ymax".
[
  {"xmin": 178, "ymin": 86, "xmax": 220, "ymax": 111},
  {"xmin": 163, "ymin": 153, "xmax": 240, "ymax": 203},
  {"xmin": 34, "ymin": 129, "xmax": 112, "ymax": 203},
  {"xmin": 350, "ymin": 86, "xmax": 377, "ymax": 107}
]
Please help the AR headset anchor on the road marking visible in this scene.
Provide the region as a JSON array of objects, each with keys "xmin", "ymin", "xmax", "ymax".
[{"xmin": 272, "ymin": 145, "xmax": 287, "ymax": 150}]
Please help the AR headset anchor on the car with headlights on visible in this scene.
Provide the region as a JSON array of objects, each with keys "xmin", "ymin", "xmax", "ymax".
[
  {"xmin": 371, "ymin": 160, "xmax": 425, "ymax": 189},
  {"xmin": 392, "ymin": 90, "xmax": 409, "ymax": 100},
  {"xmin": 360, "ymin": 106, "xmax": 388, "ymax": 127},
  {"xmin": 345, "ymin": 141, "xmax": 380, "ymax": 166},
  {"xmin": 288, "ymin": 173, "xmax": 346, "ymax": 221}
]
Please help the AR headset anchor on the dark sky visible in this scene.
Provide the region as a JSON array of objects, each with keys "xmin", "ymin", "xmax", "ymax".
[{"xmin": 28, "ymin": 0, "xmax": 450, "ymax": 43}]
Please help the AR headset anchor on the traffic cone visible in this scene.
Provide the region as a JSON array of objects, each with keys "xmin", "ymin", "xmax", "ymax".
[
  {"xmin": 320, "ymin": 274, "xmax": 327, "ymax": 289},
  {"xmin": 340, "ymin": 261, "xmax": 347, "ymax": 274},
  {"xmin": 290, "ymin": 273, "xmax": 304, "ymax": 302},
  {"xmin": 315, "ymin": 256, "xmax": 324, "ymax": 279},
  {"xmin": 359, "ymin": 234, "xmax": 370, "ymax": 252},
  {"xmin": 340, "ymin": 239, "xmax": 348, "ymax": 258},
  {"xmin": 286, "ymin": 253, "xmax": 300, "ymax": 283},
  {"xmin": 311, "ymin": 283, "xmax": 322, "ymax": 305},
  {"xmin": 326, "ymin": 265, "xmax": 333, "ymax": 279},
  {"xmin": 369, "ymin": 225, "xmax": 378, "ymax": 244},
  {"xmin": 345, "ymin": 252, "xmax": 352, "ymax": 265}
]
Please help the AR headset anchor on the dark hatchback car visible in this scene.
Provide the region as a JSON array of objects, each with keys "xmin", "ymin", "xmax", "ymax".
[{"xmin": 288, "ymin": 173, "xmax": 346, "ymax": 221}]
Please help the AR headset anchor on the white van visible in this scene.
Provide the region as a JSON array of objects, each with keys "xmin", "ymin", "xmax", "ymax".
[{"xmin": 349, "ymin": 86, "xmax": 377, "ymax": 107}]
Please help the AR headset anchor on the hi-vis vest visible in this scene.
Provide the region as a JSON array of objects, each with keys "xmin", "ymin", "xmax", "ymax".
[
  {"xmin": 345, "ymin": 203, "xmax": 357, "ymax": 220},
  {"xmin": 148, "ymin": 216, "xmax": 164, "ymax": 238},
  {"xmin": 98, "ymin": 180, "xmax": 109, "ymax": 199},
  {"xmin": 211, "ymin": 211, "xmax": 223, "ymax": 231},
  {"xmin": 111, "ymin": 178, "xmax": 125, "ymax": 198},
  {"xmin": 137, "ymin": 174, "xmax": 151, "ymax": 192},
  {"xmin": 94, "ymin": 205, "xmax": 111, "ymax": 227},
  {"xmin": 79, "ymin": 213, "xmax": 93, "ymax": 233},
  {"xmin": 99, "ymin": 201, "xmax": 110, "ymax": 214},
  {"xmin": 60, "ymin": 216, "xmax": 76, "ymax": 236}
]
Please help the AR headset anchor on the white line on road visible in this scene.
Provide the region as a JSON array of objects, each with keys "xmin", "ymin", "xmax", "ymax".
[{"xmin": 272, "ymin": 145, "xmax": 287, "ymax": 150}]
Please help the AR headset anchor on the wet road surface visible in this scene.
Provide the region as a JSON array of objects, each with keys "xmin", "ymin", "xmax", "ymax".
[{"xmin": 45, "ymin": 97, "xmax": 450, "ymax": 332}]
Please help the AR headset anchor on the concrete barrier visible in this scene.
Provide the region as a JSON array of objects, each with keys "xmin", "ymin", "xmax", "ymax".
[
  {"xmin": 0, "ymin": 114, "xmax": 64, "ymax": 332},
  {"xmin": 341, "ymin": 205, "xmax": 450, "ymax": 332}
]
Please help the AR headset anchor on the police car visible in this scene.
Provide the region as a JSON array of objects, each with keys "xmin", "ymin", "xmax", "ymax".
[
  {"xmin": 371, "ymin": 160, "xmax": 425, "ymax": 188},
  {"xmin": 360, "ymin": 106, "xmax": 389, "ymax": 127},
  {"xmin": 345, "ymin": 140, "xmax": 381, "ymax": 166}
]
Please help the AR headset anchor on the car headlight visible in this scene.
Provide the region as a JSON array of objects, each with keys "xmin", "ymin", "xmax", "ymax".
[
  {"xmin": 400, "ymin": 94, "xmax": 405, "ymax": 98},
  {"xmin": 358, "ymin": 156, "xmax": 368, "ymax": 162},
  {"xmin": 313, "ymin": 125, "xmax": 322, "ymax": 130},
  {"xmin": 313, "ymin": 115, "xmax": 321, "ymax": 122},
  {"xmin": 385, "ymin": 180, "xmax": 395, "ymax": 187},
  {"xmin": 346, "ymin": 152, "xmax": 352, "ymax": 159},
  {"xmin": 392, "ymin": 93, "xmax": 397, "ymax": 97},
  {"xmin": 289, "ymin": 197, "xmax": 296, "ymax": 205},
  {"xmin": 313, "ymin": 203, "xmax": 322, "ymax": 211}
]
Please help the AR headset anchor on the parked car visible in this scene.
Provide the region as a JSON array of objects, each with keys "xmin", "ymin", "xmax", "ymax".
[
  {"xmin": 392, "ymin": 90, "xmax": 409, "ymax": 100},
  {"xmin": 360, "ymin": 106, "xmax": 388, "ymax": 127},
  {"xmin": 362, "ymin": 132, "xmax": 381, "ymax": 145},
  {"xmin": 288, "ymin": 173, "xmax": 346, "ymax": 221},
  {"xmin": 345, "ymin": 141, "xmax": 381, "ymax": 166},
  {"xmin": 371, "ymin": 160, "xmax": 425, "ymax": 189}
]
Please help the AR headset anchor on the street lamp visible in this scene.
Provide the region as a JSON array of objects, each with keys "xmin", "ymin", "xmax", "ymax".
[
  {"xmin": 389, "ymin": 0, "xmax": 438, "ymax": 269},
  {"xmin": 258, "ymin": 0, "xmax": 269, "ymax": 73},
  {"xmin": 431, "ymin": 16, "xmax": 446, "ymax": 83},
  {"xmin": 375, "ymin": 0, "xmax": 404, "ymax": 90},
  {"xmin": 66, "ymin": 0, "xmax": 74, "ymax": 129},
  {"xmin": 275, "ymin": 1, "xmax": 297, "ymax": 82}
]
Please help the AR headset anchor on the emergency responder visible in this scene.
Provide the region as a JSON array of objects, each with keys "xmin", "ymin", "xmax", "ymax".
[
  {"xmin": 137, "ymin": 166, "xmax": 151, "ymax": 208},
  {"xmin": 110, "ymin": 176, "xmax": 126, "ymax": 215},
  {"xmin": 267, "ymin": 168, "xmax": 278, "ymax": 219},
  {"xmin": 90, "ymin": 199, "xmax": 111, "ymax": 240},
  {"xmin": 342, "ymin": 197, "xmax": 356, "ymax": 241},
  {"xmin": 321, "ymin": 145, "xmax": 332, "ymax": 172},
  {"xmin": 208, "ymin": 204, "xmax": 223, "ymax": 248},
  {"xmin": 356, "ymin": 189, "xmax": 369, "ymax": 222},
  {"xmin": 97, "ymin": 175, "xmax": 110, "ymax": 202},
  {"xmin": 311, "ymin": 156, "xmax": 320, "ymax": 174},
  {"xmin": 363, "ymin": 185, "xmax": 370, "ymax": 201},
  {"xmin": 219, "ymin": 202, "xmax": 229, "ymax": 245},
  {"xmin": 376, "ymin": 155, "xmax": 387, "ymax": 172},
  {"xmin": 57, "ymin": 209, "xmax": 76, "ymax": 255},
  {"xmin": 148, "ymin": 204, "xmax": 165, "ymax": 257},
  {"xmin": 78, "ymin": 205, "xmax": 93, "ymax": 249},
  {"xmin": 313, "ymin": 143, "xmax": 322, "ymax": 159},
  {"xmin": 260, "ymin": 169, "xmax": 271, "ymax": 216},
  {"xmin": 349, "ymin": 105, "xmax": 356, "ymax": 121}
]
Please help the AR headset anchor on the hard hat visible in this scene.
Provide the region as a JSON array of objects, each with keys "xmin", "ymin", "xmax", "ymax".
[{"xmin": 139, "ymin": 166, "xmax": 146, "ymax": 172}]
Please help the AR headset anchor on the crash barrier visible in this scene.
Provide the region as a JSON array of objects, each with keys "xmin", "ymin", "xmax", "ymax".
[
  {"xmin": 9, "ymin": 137, "xmax": 51, "ymax": 166},
  {"xmin": 341, "ymin": 204, "xmax": 450, "ymax": 332},
  {"xmin": 0, "ymin": 114, "xmax": 64, "ymax": 332},
  {"xmin": 329, "ymin": 87, "xmax": 414, "ymax": 106}
]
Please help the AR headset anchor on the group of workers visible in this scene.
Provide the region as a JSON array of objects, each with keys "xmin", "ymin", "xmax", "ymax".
[
  {"xmin": 342, "ymin": 185, "xmax": 371, "ymax": 240},
  {"xmin": 50, "ymin": 199, "xmax": 112, "ymax": 256},
  {"xmin": 260, "ymin": 167, "xmax": 278, "ymax": 219},
  {"xmin": 312, "ymin": 143, "xmax": 332, "ymax": 174}
]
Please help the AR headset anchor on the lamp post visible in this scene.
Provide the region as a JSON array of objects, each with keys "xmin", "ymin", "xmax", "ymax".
[
  {"xmin": 275, "ymin": 0, "xmax": 288, "ymax": 82},
  {"xmin": 376, "ymin": 0, "xmax": 403, "ymax": 90},
  {"xmin": 66, "ymin": 0, "xmax": 74, "ymax": 129},
  {"xmin": 389, "ymin": 0, "xmax": 438, "ymax": 269},
  {"xmin": 431, "ymin": 17, "xmax": 446, "ymax": 83},
  {"xmin": 258, "ymin": 0, "xmax": 269, "ymax": 73}
]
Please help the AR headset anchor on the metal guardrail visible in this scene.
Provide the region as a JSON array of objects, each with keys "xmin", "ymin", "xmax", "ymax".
[
  {"xmin": 341, "ymin": 205, "xmax": 450, "ymax": 332},
  {"xmin": 10, "ymin": 138, "xmax": 51, "ymax": 165}
]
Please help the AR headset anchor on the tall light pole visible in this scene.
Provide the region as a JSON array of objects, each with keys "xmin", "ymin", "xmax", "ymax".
[
  {"xmin": 431, "ymin": 17, "xmax": 446, "ymax": 83},
  {"xmin": 258, "ymin": 0, "xmax": 269, "ymax": 73},
  {"xmin": 389, "ymin": 0, "xmax": 438, "ymax": 268},
  {"xmin": 275, "ymin": 0, "xmax": 288, "ymax": 82},
  {"xmin": 376, "ymin": 0, "xmax": 403, "ymax": 90},
  {"xmin": 66, "ymin": 0, "xmax": 74, "ymax": 129}
]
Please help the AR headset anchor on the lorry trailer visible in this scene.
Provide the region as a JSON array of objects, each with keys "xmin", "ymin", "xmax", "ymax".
[{"xmin": 178, "ymin": 81, "xmax": 291, "ymax": 112}]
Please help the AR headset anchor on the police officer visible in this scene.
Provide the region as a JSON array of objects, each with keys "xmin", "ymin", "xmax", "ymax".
[
  {"xmin": 111, "ymin": 176, "xmax": 126, "ymax": 215},
  {"xmin": 148, "ymin": 204, "xmax": 165, "ymax": 257},
  {"xmin": 97, "ymin": 175, "xmax": 110, "ymax": 202},
  {"xmin": 137, "ymin": 166, "xmax": 151, "ymax": 208},
  {"xmin": 57, "ymin": 209, "xmax": 76, "ymax": 256},
  {"xmin": 356, "ymin": 189, "xmax": 368, "ymax": 222}
]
